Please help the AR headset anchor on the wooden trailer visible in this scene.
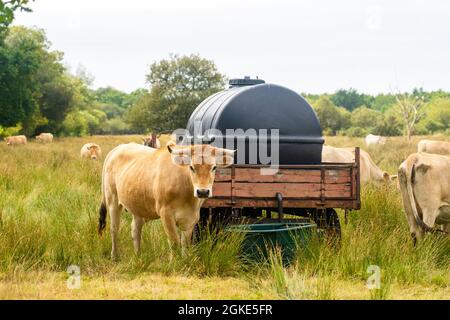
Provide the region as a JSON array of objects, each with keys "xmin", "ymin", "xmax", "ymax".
[{"xmin": 199, "ymin": 148, "xmax": 361, "ymax": 238}]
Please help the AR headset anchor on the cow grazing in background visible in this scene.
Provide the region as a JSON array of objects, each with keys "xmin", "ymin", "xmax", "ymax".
[
  {"xmin": 36, "ymin": 133, "xmax": 53, "ymax": 143},
  {"xmin": 418, "ymin": 139, "xmax": 450, "ymax": 156},
  {"xmin": 142, "ymin": 134, "xmax": 161, "ymax": 149},
  {"xmin": 81, "ymin": 143, "xmax": 102, "ymax": 160},
  {"xmin": 322, "ymin": 145, "xmax": 392, "ymax": 183},
  {"xmin": 365, "ymin": 134, "xmax": 387, "ymax": 147},
  {"xmin": 398, "ymin": 153, "xmax": 450, "ymax": 245},
  {"xmin": 98, "ymin": 141, "xmax": 235, "ymax": 259},
  {"xmin": 5, "ymin": 135, "xmax": 27, "ymax": 146}
]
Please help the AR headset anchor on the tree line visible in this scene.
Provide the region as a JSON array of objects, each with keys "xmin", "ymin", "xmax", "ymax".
[
  {"xmin": 0, "ymin": 24, "xmax": 449, "ymax": 138},
  {"xmin": 304, "ymin": 89, "xmax": 449, "ymax": 138}
]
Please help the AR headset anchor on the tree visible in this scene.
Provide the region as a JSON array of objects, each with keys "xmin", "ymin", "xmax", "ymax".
[
  {"xmin": 94, "ymin": 87, "xmax": 131, "ymax": 108},
  {"xmin": 0, "ymin": 26, "xmax": 45, "ymax": 135},
  {"xmin": 0, "ymin": 0, "xmax": 33, "ymax": 35},
  {"xmin": 0, "ymin": 26, "xmax": 82, "ymax": 135},
  {"xmin": 418, "ymin": 97, "xmax": 450, "ymax": 133},
  {"xmin": 331, "ymin": 88, "xmax": 373, "ymax": 111},
  {"xmin": 351, "ymin": 106, "xmax": 382, "ymax": 129},
  {"xmin": 127, "ymin": 54, "xmax": 226, "ymax": 132},
  {"xmin": 313, "ymin": 96, "xmax": 350, "ymax": 135},
  {"xmin": 377, "ymin": 113, "xmax": 402, "ymax": 136},
  {"xmin": 372, "ymin": 93, "xmax": 396, "ymax": 112},
  {"xmin": 395, "ymin": 92, "xmax": 426, "ymax": 141}
]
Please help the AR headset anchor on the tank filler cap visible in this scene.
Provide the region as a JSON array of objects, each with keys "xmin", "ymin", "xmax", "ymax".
[{"xmin": 228, "ymin": 76, "xmax": 265, "ymax": 88}]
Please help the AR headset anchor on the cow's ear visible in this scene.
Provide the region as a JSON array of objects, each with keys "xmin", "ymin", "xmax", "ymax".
[
  {"xmin": 167, "ymin": 141, "xmax": 191, "ymax": 166},
  {"xmin": 215, "ymin": 148, "xmax": 236, "ymax": 168},
  {"xmin": 166, "ymin": 140, "xmax": 176, "ymax": 153},
  {"xmin": 416, "ymin": 163, "xmax": 430, "ymax": 174}
]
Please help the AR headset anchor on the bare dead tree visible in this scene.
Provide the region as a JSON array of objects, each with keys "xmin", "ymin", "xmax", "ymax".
[{"xmin": 395, "ymin": 92, "xmax": 426, "ymax": 141}]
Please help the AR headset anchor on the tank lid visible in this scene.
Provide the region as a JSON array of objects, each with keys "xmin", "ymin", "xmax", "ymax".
[{"xmin": 229, "ymin": 76, "xmax": 265, "ymax": 88}]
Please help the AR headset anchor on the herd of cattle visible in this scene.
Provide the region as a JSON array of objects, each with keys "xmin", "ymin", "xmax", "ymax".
[{"xmin": 3, "ymin": 132, "xmax": 450, "ymax": 258}]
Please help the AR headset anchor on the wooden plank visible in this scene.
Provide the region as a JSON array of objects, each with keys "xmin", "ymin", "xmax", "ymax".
[
  {"xmin": 324, "ymin": 175, "xmax": 351, "ymax": 184},
  {"xmin": 233, "ymin": 182, "xmax": 322, "ymax": 198},
  {"xmin": 214, "ymin": 182, "xmax": 351, "ymax": 198},
  {"xmin": 234, "ymin": 168, "xmax": 321, "ymax": 183},
  {"xmin": 214, "ymin": 167, "xmax": 352, "ymax": 183},
  {"xmin": 212, "ymin": 182, "xmax": 232, "ymax": 197},
  {"xmin": 203, "ymin": 198, "xmax": 360, "ymax": 209},
  {"xmin": 215, "ymin": 168, "xmax": 231, "ymax": 182}
]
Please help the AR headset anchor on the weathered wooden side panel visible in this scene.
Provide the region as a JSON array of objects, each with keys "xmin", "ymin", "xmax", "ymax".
[{"xmin": 206, "ymin": 160, "xmax": 360, "ymax": 210}]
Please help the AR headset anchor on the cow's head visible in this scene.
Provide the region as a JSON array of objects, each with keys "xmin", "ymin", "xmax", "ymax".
[
  {"xmin": 36, "ymin": 135, "xmax": 41, "ymax": 141},
  {"xmin": 142, "ymin": 134, "xmax": 160, "ymax": 148},
  {"xmin": 167, "ymin": 141, "xmax": 235, "ymax": 199},
  {"xmin": 5, "ymin": 137, "xmax": 11, "ymax": 145},
  {"xmin": 87, "ymin": 144, "xmax": 101, "ymax": 160}
]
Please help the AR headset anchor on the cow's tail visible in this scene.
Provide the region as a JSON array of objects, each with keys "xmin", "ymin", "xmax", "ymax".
[
  {"xmin": 402, "ymin": 160, "xmax": 434, "ymax": 233},
  {"xmin": 98, "ymin": 201, "xmax": 107, "ymax": 236}
]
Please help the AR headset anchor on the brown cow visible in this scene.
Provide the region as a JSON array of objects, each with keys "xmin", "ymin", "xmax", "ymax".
[
  {"xmin": 5, "ymin": 135, "xmax": 27, "ymax": 146},
  {"xmin": 142, "ymin": 134, "xmax": 161, "ymax": 149},
  {"xmin": 98, "ymin": 141, "xmax": 235, "ymax": 259},
  {"xmin": 80, "ymin": 143, "xmax": 102, "ymax": 160}
]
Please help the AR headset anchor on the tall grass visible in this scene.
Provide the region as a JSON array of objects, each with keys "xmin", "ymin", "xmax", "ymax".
[
  {"xmin": 295, "ymin": 182, "xmax": 449, "ymax": 286},
  {"xmin": 0, "ymin": 135, "xmax": 448, "ymax": 299}
]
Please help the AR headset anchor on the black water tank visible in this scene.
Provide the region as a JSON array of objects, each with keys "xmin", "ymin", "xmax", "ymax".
[{"xmin": 185, "ymin": 78, "xmax": 324, "ymax": 165}]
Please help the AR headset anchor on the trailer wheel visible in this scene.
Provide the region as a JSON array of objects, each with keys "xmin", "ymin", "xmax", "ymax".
[{"xmin": 312, "ymin": 208, "xmax": 341, "ymax": 245}]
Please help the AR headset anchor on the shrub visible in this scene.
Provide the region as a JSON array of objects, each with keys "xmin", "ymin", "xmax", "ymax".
[
  {"xmin": 0, "ymin": 123, "xmax": 23, "ymax": 138},
  {"xmin": 342, "ymin": 126, "xmax": 368, "ymax": 137}
]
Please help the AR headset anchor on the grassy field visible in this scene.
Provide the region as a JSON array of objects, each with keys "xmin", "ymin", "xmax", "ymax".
[{"xmin": 0, "ymin": 135, "xmax": 449, "ymax": 300}]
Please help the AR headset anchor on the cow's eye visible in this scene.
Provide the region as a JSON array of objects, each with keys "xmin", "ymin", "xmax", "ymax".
[
  {"xmin": 190, "ymin": 166, "xmax": 195, "ymax": 173},
  {"xmin": 212, "ymin": 166, "xmax": 217, "ymax": 171}
]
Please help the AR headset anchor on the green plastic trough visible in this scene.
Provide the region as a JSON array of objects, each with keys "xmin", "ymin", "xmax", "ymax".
[{"xmin": 225, "ymin": 222, "xmax": 316, "ymax": 264}]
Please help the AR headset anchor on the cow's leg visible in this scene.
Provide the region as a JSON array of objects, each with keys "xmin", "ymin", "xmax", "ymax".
[
  {"xmin": 131, "ymin": 215, "xmax": 145, "ymax": 254},
  {"xmin": 180, "ymin": 226, "xmax": 195, "ymax": 256},
  {"xmin": 160, "ymin": 210, "xmax": 181, "ymax": 246},
  {"xmin": 109, "ymin": 202, "xmax": 123, "ymax": 260},
  {"xmin": 444, "ymin": 223, "xmax": 450, "ymax": 239},
  {"xmin": 422, "ymin": 207, "xmax": 439, "ymax": 235},
  {"xmin": 407, "ymin": 216, "xmax": 422, "ymax": 244},
  {"xmin": 181, "ymin": 227, "xmax": 194, "ymax": 247}
]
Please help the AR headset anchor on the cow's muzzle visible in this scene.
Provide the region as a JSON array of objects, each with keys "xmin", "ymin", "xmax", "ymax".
[{"xmin": 195, "ymin": 188, "xmax": 211, "ymax": 199}]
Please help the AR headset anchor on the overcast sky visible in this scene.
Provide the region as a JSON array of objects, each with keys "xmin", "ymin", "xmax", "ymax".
[{"xmin": 13, "ymin": 0, "xmax": 450, "ymax": 94}]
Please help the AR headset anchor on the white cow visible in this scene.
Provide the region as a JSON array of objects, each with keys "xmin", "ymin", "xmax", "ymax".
[
  {"xmin": 365, "ymin": 134, "xmax": 387, "ymax": 147},
  {"xmin": 418, "ymin": 139, "xmax": 450, "ymax": 156},
  {"xmin": 398, "ymin": 153, "xmax": 450, "ymax": 245},
  {"xmin": 81, "ymin": 143, "xmax": 102, "ymax": 160},
  {"xmin": 5, "ymin": 135, "xmax": 27, "ymax": 145},
  {"xmin": 322, "ymin": 145, "xmax": 391, "ymax": 183},
  {"xmin": 36, "ymin": 133, "xmax": 54, "ymax": 143}
]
